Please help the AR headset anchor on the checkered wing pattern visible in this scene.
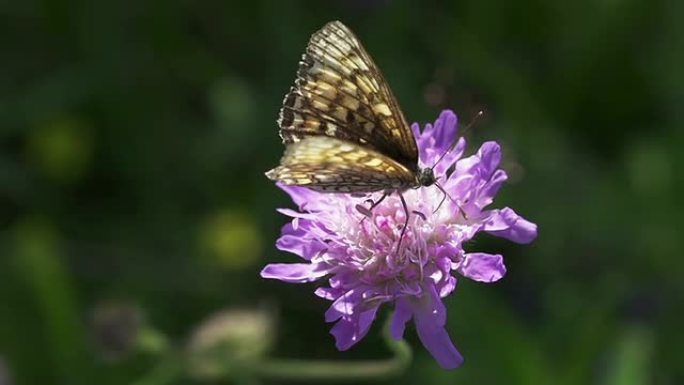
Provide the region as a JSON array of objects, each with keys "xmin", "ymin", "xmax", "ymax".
[
  {"xmin": 277, "ymin": 21, "xmax": 419, "ymax": 170},
  {"xmin": 266, "ymin": 136, "xmax": 417, "ymax": 193}
]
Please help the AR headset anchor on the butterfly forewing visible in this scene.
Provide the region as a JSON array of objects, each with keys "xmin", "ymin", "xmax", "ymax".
[
  {"xmin": 266, "ymin": 137, "xmax": 417, "ymax": 193},
  {"xmin": 277, "ymin": 21, "xmax": 419, "ymax": 172},
  {"xmin": 316, "ymin": 22, "xmax": 418, "ymax": 165}
]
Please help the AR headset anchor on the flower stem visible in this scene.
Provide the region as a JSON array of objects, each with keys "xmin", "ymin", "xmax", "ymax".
[
  {"xmin": 129, "ymin": 352, "xmax": 183, "ymax": 385},
  {"xmin": 253, "ymin": 322, "xmax": 412, "ymax": 381}
]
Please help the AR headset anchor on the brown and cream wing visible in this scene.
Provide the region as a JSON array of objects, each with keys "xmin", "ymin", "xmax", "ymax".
[
  {"xmin": 277, "ymin": 21, "xmax": 418, "ymax": 170},
  {"xmin": 266, "ymin": 136, "xmax": 417, "ymax": 193}
]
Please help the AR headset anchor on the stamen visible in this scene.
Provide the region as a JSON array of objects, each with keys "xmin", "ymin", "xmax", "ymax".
[
  {"xmin": 412, "ymin": 210, "xmax": 427, "ymax": 221},
  {"xmin": 355, "ymin": 203, "xmax": 373, "ymax": 218},
  {"xmin": 355, "ymin": 193, "xmax": 388, "ymax": 222}
]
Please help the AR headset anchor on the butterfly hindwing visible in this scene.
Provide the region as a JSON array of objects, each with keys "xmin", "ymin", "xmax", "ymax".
[
  {"xmin": 266, "ymin": 137, "xmax": 417, "ymax": 193},
  {"xmin": 277, "ymin": 21, "xmax": 419, "ymax": 171}
]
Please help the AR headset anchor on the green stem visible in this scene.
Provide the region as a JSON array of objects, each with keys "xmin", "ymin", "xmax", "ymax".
[
  {"xmin": 253, "ymin": 322, "xmax": 412, "ymax": 381},
  {"xmin": 129, "ymin": 317, "xmax": 412, "ymax": 383},
  {"xmin": 129, "ymin": 352, "xmax": 183, "ymax": 385}
]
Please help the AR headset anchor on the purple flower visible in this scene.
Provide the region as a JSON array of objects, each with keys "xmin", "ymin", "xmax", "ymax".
[{"xmin": 261, "ymin": 110, "xmax": 537, "ymax": 369}]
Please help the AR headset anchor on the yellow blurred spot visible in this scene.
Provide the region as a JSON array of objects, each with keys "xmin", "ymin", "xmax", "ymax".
[
  {"xmin": 27, "ymin": 117, "xmax": 92, "ymax": 183},
  {"xmin": 199, "ymin": 210, "xmax": 262, "ymax": 269}
]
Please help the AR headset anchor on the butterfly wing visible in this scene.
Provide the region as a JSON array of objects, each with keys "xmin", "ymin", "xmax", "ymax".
[
  {"xmin": 266, "ymin": 137, "xmax": 417, "ymax": 193},
  {"xmin": 278, "ymin": 21, "xmax": 419, "ymax": 171}
]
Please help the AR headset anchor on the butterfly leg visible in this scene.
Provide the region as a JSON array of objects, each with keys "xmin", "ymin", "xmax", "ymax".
[
  {"xmin": 396, "ymin": 193, "xmax": 410, "ymax": 254},
  {"xmin": 433, "ymin": 191, "xmax": 448, "ymax": 213},
  {"xmin": 434, "ymin": 182, "xmax": 468, "ymax": 220},
  {"xmin": 355, "ymin": 192, "xmax": 388, "ymax": 220}
]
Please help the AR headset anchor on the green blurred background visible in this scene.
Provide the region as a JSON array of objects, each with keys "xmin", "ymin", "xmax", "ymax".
[{"xmin": 1, "ymin": 0, "xmax": 682, "ymax": 384}]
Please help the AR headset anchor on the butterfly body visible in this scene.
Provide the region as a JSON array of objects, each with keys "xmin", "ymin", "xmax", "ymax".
[
  {"xmin": 267, "ymin": 20, "xmax": 433, "ymax": 198},
  {"xmin": 266, "ymin": 136, "xmax": 436, "ymax": 193}
]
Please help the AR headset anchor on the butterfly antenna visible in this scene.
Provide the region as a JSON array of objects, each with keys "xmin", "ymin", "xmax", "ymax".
[
  {"xmin": 434, "ymin": 182, "xmax": 468, "ymax": 219},
  {"xmin": 431, "ymin": 110, "xmax": 484, "ymax": 169}
]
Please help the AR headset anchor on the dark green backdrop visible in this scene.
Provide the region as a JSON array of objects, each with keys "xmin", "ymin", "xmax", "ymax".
[{"xmin": 1, "ymin": 0, "xmax": 682, "ymax": 384}]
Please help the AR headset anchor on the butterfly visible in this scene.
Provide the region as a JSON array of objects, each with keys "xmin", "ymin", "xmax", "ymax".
[{"xmin": 266, "ymin": 21, "xmax": 451, "ymax": 248}]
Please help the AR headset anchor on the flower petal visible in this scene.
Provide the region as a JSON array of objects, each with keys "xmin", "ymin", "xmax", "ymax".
[
  {"xmin": 330, "ymin": 307, "xmax": 378, "ymax": 351},
  {"xmin": 411, "ymin": 122, "xmax": 422, "ymax": 139},
  {"xmin": 389, "ymin": 297, "xmax": 413, "ymax": 340},
  {"xmin": 314, "ymin": 287, "xmax": 344, "ymax": 301},
  {"xmin": 276, "ymin": 223, "xmax": 327, "ymax": 260},
  {"xmin": 446, "ymin": 154, "xmax": 479, "ymax": 192},
  {"xmin": 438, "ymin": 276, "xmax": 458, "ymax": 297},
  {"xmin": 275, "ymin": 208, "xmax": 317, "ymax": 219},
  {"xmin": 476, "ymin": 141, "xmax": 502, "ymax": 179},
  {"xmin": 412, "ymin": 284, "xmax": 463, "ymax": 369},
  {"xmin": 484, "ymin": 207, "xmax": 538, "ymax": 244},
  {"xmin": 278, "ymin": 184, "xmax": 318, "ymax": 209},
  {"xmin": 260, "ymin": 263, "xmax": 329, "ymax": 283},
  {"xmin": 457, "ymin": 252, "xmax": 506, "ymax": 282},
  {"xmin": 434, "ymin": 137, "xmax": 466, "ymax": 176},
  {"xmin": 415, "ymin": 110, "xmax": 460, "ymax": 167},
  {"xmin": 431, "ymin": 110, "xmax": 458, "ymax": 153},
  {"xmin": 477, "ymin": 169, "xmax": 508, "ymax": 209},
  {"xmin": 325, "ymin": 288, "xmax": 365, "ymax": 322}
]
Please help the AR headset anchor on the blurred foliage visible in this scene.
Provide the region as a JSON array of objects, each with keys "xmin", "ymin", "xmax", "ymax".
[
  {"xmin": 0, "ymin": 0, "xmax": 682, "ymax": 384},
  {"xmin": 185, "ymin": 308, "xmax": 274, "ymax": 380}
]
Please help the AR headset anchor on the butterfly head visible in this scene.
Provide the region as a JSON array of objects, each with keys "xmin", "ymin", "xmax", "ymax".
[{"xmin": 417, "ymin": 167, "xmax": 436, "ymax": 187}]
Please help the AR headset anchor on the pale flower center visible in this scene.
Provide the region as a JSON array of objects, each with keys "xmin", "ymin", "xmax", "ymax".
[{"xmin": 328, "ymin": 186, "xmax": 457, "ymax": 288}]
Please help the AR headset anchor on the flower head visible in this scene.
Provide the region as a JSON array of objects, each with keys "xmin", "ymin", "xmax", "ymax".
[{"xmin": 261, "ymin": 110, "xmax": 537, "ymax": 369}]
